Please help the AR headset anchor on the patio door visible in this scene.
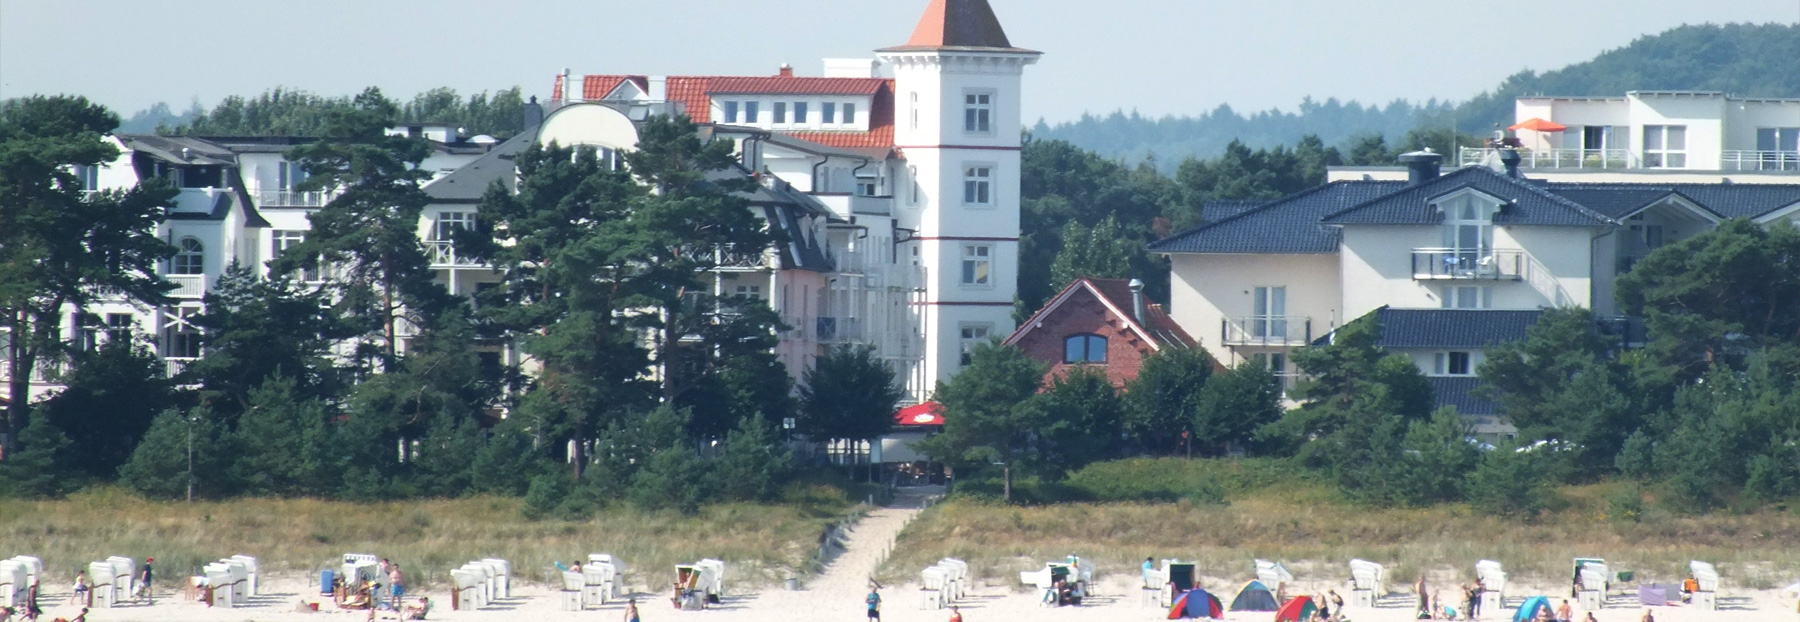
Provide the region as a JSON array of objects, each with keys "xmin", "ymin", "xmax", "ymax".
[{"xmin": 1253, "ymin": 286, "xmax": 1287, "ymax": 341}]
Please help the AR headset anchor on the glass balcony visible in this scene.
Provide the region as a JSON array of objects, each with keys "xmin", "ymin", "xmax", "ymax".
[{"xmin": 1412, "ymin": 248, "xmax": 1524, "ymax": 280}]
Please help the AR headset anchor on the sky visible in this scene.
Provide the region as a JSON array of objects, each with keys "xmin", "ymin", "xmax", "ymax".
[{"xmin": 3, "ymin": 0, "xmax": 1797, "ymax": 125}]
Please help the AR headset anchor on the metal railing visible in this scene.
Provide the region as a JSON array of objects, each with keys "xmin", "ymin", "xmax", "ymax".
[
  {"xmin": 1221, "ymin": 316, "xmax": 1312, "ymax": 346},
  {"xmin": 165, "ymin": 358, "xmax": 198, "ymax": 378},
  {"xmin": 1722, "ymin": 150, "xmax": 1800, "ymax": 172},
  {"xmin": 1458, "ymin": 147, "xmax": 1635, "ymax": 169},
  {"xmin": 715, "ymin": 247, "xmax": 776, "ymax": 270},
  {"xmin": 0, "ymin": 360, "xmax": 64, "ymax": 384},
  {"xmin": 1412, "ymin": 248, "xmax": 1525, "ymax": 280},
  {"xmin": 426, "ymin": 240, "xmax": 484, "ymax": 268},
  {"xmin": 256, "ymin": 190, "xmax": 337, "ymax": 208},
  {"xmin": 817, "ymin": 316, "xmax": 865, "ymax": 343},
  {"xmin": 167, "ymin": 273, "xmax": 208, "ymax": 298}
]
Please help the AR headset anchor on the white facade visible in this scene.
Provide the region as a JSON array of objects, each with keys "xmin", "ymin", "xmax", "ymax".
[{"xmin": 1458, "ymin": 91, "xmax": 1800, "ymax": 173}]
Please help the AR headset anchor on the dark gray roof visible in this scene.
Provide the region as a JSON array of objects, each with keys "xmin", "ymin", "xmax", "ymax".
[
  {"xmin": 1201, "ymin": 199, "xmax": 1265, "ymax": 222},
  {"xmin": 117, "ymin": 134, "xmax": 237, "ymax": 166},
  {"xmin": 1544, "ymin": 188, "xmax": 1689, "ymax": 220},
  {"xmin": 1149, "ymin": 181, "xmax": 1406, "ymax": 254},
  {"xmin": 423, "ymin": 131, "xmax": 534, "ymax": 202},
  {"xmin": 1548, "ymin": 182, "xmax": 1800, "ymax": 220},
  {"xmin": 1430, "ymin": 376, "xmax": 1498, "ymax": 416},
  {"xmin": 1370, "ymin": 307, "xmax": 1546, "ymax": 349},
  {"xmin": 1321, "ymin": 166, "xmax": 1616, "ymax": 226}
]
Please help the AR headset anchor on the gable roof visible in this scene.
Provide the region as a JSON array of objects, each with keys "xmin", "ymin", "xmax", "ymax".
[
  {"xmin": 1321, "ymin": 166, "xmax": 1616, "ymax": 226},
  {"xmin": 424, "ymin": 131, "xmax": 534, "ymax": 203},
  {"xmin": 1149, "ymin": 181, "xmax": 1405, "ymax": 254},
  {"xmin": 1548, "ymin": 182, "xmax": 1800, "ymax": 221},
  {"xmin": 878, "ymin": 0, "xmax": 1038, "ymax": 54},
  {"xmin": 1366, "ymin": 307, "xmax": 1546, "ymax": 349},
  {"xmin": 1005, "ymin": 277, "xmax": 1196, "ymax": 350}
]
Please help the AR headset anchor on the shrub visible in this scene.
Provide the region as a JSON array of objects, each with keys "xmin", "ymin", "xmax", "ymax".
[
  {"xmin": 1467, "ymin": 442, "xmax": 1550, "ymax": 518},
  {"xmin": 1615, "ymin": 430, "xmax": 1656, "ymax": 480}
]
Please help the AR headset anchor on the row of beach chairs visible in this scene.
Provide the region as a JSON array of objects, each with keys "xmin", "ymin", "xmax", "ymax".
[
  {"xmin": 450, "ymin": 558, "xmax": 511, "ymax": 611},
  {"xmin": 1, "ymin": 556, "xmax": 43, "ymax": 607},
  {"xmin": 198, "ymin": 555, "xmax": 258, "ymax": 608},
  {"xmin": 918, "ymin": 558, "xmax": 969, "ymax": 609},
  {"xmin": 557, "ymin": 554, "xmax": 627, "ymax": 611},
  {"xmin": 669, "ymin": 559, "xmax": 725, "ymax": 611}
]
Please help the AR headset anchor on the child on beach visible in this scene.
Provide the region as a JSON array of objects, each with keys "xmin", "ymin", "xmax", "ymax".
[
  {"xmin": 137, "ymin": 557, "xmax": 154, "ymax": 604},
  {"xmin": 948, "ymin": 605, "xmax": 962, "ymax": 622},
  {"xmin": 69, "ymin": 570, "xmax": 89, "ymax": 606},
  {"xmin": 623, "ymin": 597, "xmax": 640, "ymax": 622},
  {"xmin": 866, "ymin": 586, "xmax": 881, "ymax": 621}
]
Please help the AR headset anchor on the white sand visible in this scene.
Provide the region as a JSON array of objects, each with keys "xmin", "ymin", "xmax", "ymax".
[{"xmin": 22, "ymin": 490, "xmax": 1797, "ymax": 622}]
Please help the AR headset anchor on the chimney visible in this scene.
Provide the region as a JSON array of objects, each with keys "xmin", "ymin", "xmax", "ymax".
[
  {"xmin": 778, "ymin": 63, "xmax": 794, "ymax": 78},
  {"xmin": 1128, "ymin": 279, "xmax": 1147, "ymax": 325},
  {"xmin": 563, "ymin": 68, "xmax": 579, "ymax": 103},
  {"xmin": 1498, "ymin": 148, "xmax": 1522, "ymax": 178},
  {"xmin": 522, "ymin": 95, "xmax": 544, "ymax": 130},
  {"xmin": 1397, "ymin": 149, "xmax": 1443, "ymax": 185}
]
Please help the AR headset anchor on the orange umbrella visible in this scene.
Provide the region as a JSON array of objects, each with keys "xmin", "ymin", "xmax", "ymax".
[{"xmin": 1509, "ymin": 118, "xmax": 1567, "ymax": 132}]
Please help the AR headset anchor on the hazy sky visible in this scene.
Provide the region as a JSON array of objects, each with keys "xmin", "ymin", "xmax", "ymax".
[{"xmin": 3, "ymin": 0, "xmax": 1797, "ymax": 124}]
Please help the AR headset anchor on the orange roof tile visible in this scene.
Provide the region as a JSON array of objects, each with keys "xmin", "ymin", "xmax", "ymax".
[
  {"xmin": 557, "ymin": 74, "xmax": 897, "ymax": 149},
  {"xmin": 882, "ymin": 0, "xmax": 1036, "ymax": 53},
  {"xmin": 707, "ymin": 76, "xmax": 887, "ymax": 96}
]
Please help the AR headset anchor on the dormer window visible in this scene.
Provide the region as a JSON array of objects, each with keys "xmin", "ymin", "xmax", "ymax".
[
  {"xmin": 1441, "ymin": 196, "xmax": 1498, "ymax": 267},
  {"xmin": 844, "ymin": 103, "xmax": 858, "ymax": 126},
  {"xmin": 1063, "ymin": 334, "xmax": 1108, "ymax": 364},
  {"xmin": 773, "ymin": 102, "xmax": 788, "ymax": 125},
  {"xmin": 822, "ymin": 102, "xmax": 837, "ymax": 124},
  {"xmin": 793, "ymin": 102, "xmax": 809, "ymax": 125},
  {"xmin": 723, "ymin": 101, "xmax": 740, "ymax": 124}
]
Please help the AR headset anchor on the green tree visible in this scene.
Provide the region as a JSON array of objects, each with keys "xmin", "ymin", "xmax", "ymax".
[
  {"xmin": 1048, "ymin": 215, "xmax": 1136, "ymax": 290},
  {"xmin": 798, "ymin": 345, "xmax": 903, "ymax": 444},
  {"xmin": 119, "ymin": 406, "xmax": 235, "ymax": 500},
  {"xmin": 189, "ymin": 265, "xmax": 353, "ymax": 416},
  {"xmin": 1479, "ymin": 308, "xmax": 1640, "ymax": 474},
  {"xmin": 709, "ymin": 414, "xmax": 792, "ymax": 502},
  {"xmin": 230, "ymin": 376, "xmax": 335, "ymax": 496},
  {"xmin": 1, "ymin": 95, "xmax": 177, "ymax": 451},
  {"xmin": 0, "ymin": 410, "xmax": 73, "ymax": 497},
  {"xmin": 1036, "ymin": 366, "xmax": 1126, "ymax": 473},
  {"xmin": 1466, "ymin": 440, "xmax": 1551, "ymax": 518},
  {"xmin": 1191, "ymin": 361, "xmax": 1283, "ymax": 454},
  {"xmin": 1279, "ymin": 316, "xmax": 1434, "ymax": 468},
  {"xmin": 470, "ymin": 417, "xmax": 548, "ymax": 496},
  {"xmin": 272, "ymin": 87, "xmax": 448, "ymax": 371},
  {"xmin": 917, "ymin": 342, "xmax": 1047, "ymax": 502},
  {"xmin": 38, "ymin": 337, "xmax": 180, "ymax": 480},
  {"xmin": 1122, "ymin": 347, "xmax": 1214, "ymax": 453}
]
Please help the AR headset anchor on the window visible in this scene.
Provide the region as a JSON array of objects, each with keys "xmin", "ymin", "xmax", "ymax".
[
  {"xmin": 73, "ymin": 313, "xmax": 100, "ymax": 352},
  {"xmin": 822, "ymin": 102, "xmax": 837, "ymax": 124},
  {"xmin": 172, "ymin": 237, "xmax": 205, "ymax": 275},
  {"xmin": 908, "ymin": 166, "xmax": 920, "ymax": 205},
  {"xmin": 844, "ymin": 103, "xmax": 857, "ymax": 126},
  {"xmin": 793, "ymin": 102, "xmax": 808, "ymax": 125},
  {"xmin": 773, "ymin": 102, "xmax": 788, "ymax": 124},
  {"xmin": 278, "ymin": 161, "xmax": 307, "ymax": 191},
  {"xmin": 959, "ymin": 324, "xmax": 991, "ymax": 366},
  {"xmin": 105, "ymin": 313, "xmax": 132, "ymax": 338},
  {"xmin": 1756, "ymin": 127, "xmax": 1800, "ymax": 170},
  {"xmin": 960, "ymin": 244, "xmax": 991, "ymax": 286},
  {"xmin": 1434, "ymin": 351, "xmax": 1473, "ymax": 376},
  {"xmin": 1643, "ymin": 125, "xmax": 1687, "ymax": 168},
  {"xmin": 909, "ymin": 93, "xmax": 919, "ymax": 130},
  {"xmin": 962, "ymin": 165, "xmax": 992, "ymax": 206},
  {"xmin": 964, "ymin": 92, "xmax": 993, "ymax": 133},
  {"xmin": 75, "ymin": 164, "xmax": 100, "ymax": 192},
  {"xmin": 1442, "ymin": 197, "xmax": 1497, "ymax": 270},
  {"xmin": 163, "ymin": 307, "xmax": 202, "ymax": 359},
  {"xmin": 1063, "ymin": 334, "xmax": 1107, "ymax": 364},
  {"xmin": 1443, "ymin": 285, "xmax": 1492, "ymax": 309},
  {"xmin": 1251, "ymin": 352, "xmax": 1288, "ymax": 374},
  {"xmin": 744, "ymin": 101, "xmax": 760, "ymax": 124},
  {"xmin": 434, "ymin": 211, "xmax": 475, "ymax": 241},
  {"xmin": 272, "ymin": 229, "xmax": 319, "ymax": 281},
  {"xmin": 1252, "ymin": 286, "xmax": 1287, "ymax": 340},
  {"xmin": 723, "ymin": 101, "xmax": 740, "ymax": 124},
  {"xmin": 857, "ymin": 179, "xmax": 878, "ymax": 197},
  {"xmin": 734, "ymin": 284, "xmax": 763, "ymax": 300}
]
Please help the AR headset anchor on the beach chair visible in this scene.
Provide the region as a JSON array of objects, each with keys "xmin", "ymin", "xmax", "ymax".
[
  {"xmin": 481, "ymin": 558, "xmax": 511, "ymax": 599},
  {"xmin": 938, "ymin": 558, "xmax": 969, "ymax": 601},
  {"xmin": 204, "ymin": 563, "xmax": 234, "ymax": 608},
  {"xmin": 1689, "ymin": 560, "xmax": 1719, "ymax": 610},
  {"xmin": 588, "ymin": 554, "xmax": 624, "ymax": 600},
  {"xmin": 698, "ymin": 559, "xmax": 726, "ymax": 599},
  {"xmin": 0, "ymin": 560, "xmax": 27, "ymax": 607},
  {"xmin": 456, "ymin": 563, "xmax": 491, "ymax": 608},
  {"xmin": 220, "ymin": 558, "xmax": 250, "ymax": 603},
  {"xmin": 88, "ymin": 562, "xmax": 116, "ymax": 608},
  {"xmin": 105, "ymin": 557, "xmax": 135, "ymax": 603},
  {"xmin": 230, "ymin": 555, "xmax": 259, "ymax": 597},
  {"xmin": 559, "ymin": 570, "xmax": 586, "ymax": 611},
  {"xmin": 1256, "ymin": 559, "xmax": 1294, "ymax": 588},
  {"xmin": 582, "ymin": 562, "xmax": 614, "ymax": 606},
  {"xmin": 1019, "ymin": 566, "xmax": 1057, "ymax": 607},
  {"xmin": 1349, "ymin": 558, "xmax": 1384, "ymax": 606},
  {"xmin": 450, "ymin": 568, "xmax": 481, "ymax": 611}
]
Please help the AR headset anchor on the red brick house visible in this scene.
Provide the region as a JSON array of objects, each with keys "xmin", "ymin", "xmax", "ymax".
[{"xmin": 1003, "ymin": 277, "xmax": 1199, "ymax": 387}]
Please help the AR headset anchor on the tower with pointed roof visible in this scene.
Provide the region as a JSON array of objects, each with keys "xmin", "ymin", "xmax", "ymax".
[{"xmin": 879, "ymin": 0, "xmax": 1039, "ymax": 393}]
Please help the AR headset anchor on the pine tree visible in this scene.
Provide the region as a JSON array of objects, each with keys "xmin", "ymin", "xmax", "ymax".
[
  {"xmin": 798, "ymin": 345, "xmax": 903, "ymax": 444},
  {"xmin": 231, "ymin": 376, "xmax": 334, "ymax": 496},
  {"xmin": 0, "ymin": 411, "xmax": 73, "ymax": 497},
  {"xmin": 119, "ymin": 407, "xmax": 234, "ymax": 500},
  {"xmin": 709, "ymin": 414, "xmax": 791, "ymax": 502},
  {"xmin": 39, "ymin": 337, "xmax": 179, "ymax": 479},
  {"xmin": 917, "ymin": 342, "xmax": 1047, "ymax": 503}
]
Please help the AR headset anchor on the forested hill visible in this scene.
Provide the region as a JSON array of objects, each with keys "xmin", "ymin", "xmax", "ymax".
[{"xmin": 1036, "ymin": 22, "xmax": 1800, "ymax": 166}]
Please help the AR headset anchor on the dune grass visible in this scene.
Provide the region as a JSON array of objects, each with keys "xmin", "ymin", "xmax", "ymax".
[
  {"xmin": 0, "ymin": 484, "xmax": 862, "ymax": 591},
  {"xmin": 878, "ymin": 474, "xmax": 1800, "ymax": 592}
]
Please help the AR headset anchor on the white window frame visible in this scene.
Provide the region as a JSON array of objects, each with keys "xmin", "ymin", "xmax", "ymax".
[
  {"xmin": 962, "ymin": 164, "xmax": 994, "ymax": 207},
  {"xmin": 743, "ymin": 101, "xmax": 760, "ymax": 124},
  {"xmin": 277, "ymin": 160, "xmax": 308, "ymax": 191},
  {"xmin": 821, "ymin": 102, "xmax": 837, "ymax": 125},
  {"xmin": 434, "ymin": 211, "xmax": 476, "ymax": 241},
  {"xmin": 171, "ymin": 237, "xmax": 205, "ymax": 275},
  {"xmin": 843, "ymin": 102, "xmax": 857, "ymax": 126},
  {"xmin": 793, "ymin": 101, "xmax": 808, "ymax": 126},
  {"xmin": 907, "ymin": 165, "xmax": 920, "ymax": 206},
  {"xmin": 271, "ymin": 229, "xmax": 320, "ymax": 282},
  {"xmin": 75, "ymin": 164, "xmax": 100, "ymax": 192},
  {"xmin": 909, "ymin": 93, "xmax": 919, "ymax": 130},
  {"xmin": 959, "ymin": 323, "xmax": 992, "ymax": 367},
  {"xmin": 772, "ymin": 102, "xmax": 788, "ymax": 125},
  {"xmin": 722, "ymin": 101, "xmax": 740, "ymax": 124},
  {"xmin": 960, "ymin": 244, "xmax": 992, "ymax": 287},
  {"xmin": 963, "ymin": 90, "xmax": 994, "ymax": 134},
  {"xmin": 1252, "ymin": 286, "xmax": 1287, "ymax": 340},
  {"xmin": 1434, "ymin": 351, "xmax": 1473, "ymax": 376},
  {"xmin": 1643, "ymin": 124, "xmax": 1687, "ymax": 169},
  {"xmin": 1442, "ymin": 285, "xmax": 1492, "ymax": 309},
  {"xmin": 734, "ymin": 284, "xmax": 763, "ymax": 300},
  {"xmin": 1441, "ymin": 195, "xmax": 1497, "ymax": 270}
]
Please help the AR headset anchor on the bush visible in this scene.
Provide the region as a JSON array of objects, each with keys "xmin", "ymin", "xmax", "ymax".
[
  {"xmin": 1605, "ymin": 483, "xmax": 1645, "ymax": 523},
  {"xmin": 1466, "ymin": 443, "xmax": 1550, "ymax": 518},
  {"xmin": 118, "ymin": 407, "xmax": 235, "ymax": 499},
  {"xmin": 1615, "ymin": 430, "xmax": 1656, "ymax": 480},
  {"xmin": 0, "ymin": 410, "xmax": 73, "ymax": 497}
]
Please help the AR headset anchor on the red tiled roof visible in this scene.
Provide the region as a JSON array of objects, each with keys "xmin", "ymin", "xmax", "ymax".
[
  {"xmin": 556, "ymin": 73, "xmax": 897, "ymax": 149},
  {"xmin": 1007, "ymin": 278, "xmax": 1197, "ymax": 350}
]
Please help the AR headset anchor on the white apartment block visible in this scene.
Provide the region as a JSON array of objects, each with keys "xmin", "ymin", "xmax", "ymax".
[{"xmin": 4, "ymin": 0, "xmax": 1035, "ymax": 408}]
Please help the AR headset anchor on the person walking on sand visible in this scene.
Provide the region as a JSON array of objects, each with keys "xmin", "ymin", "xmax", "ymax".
[
  {"xmin": 388, "ymin": 563, "xmax": 406, "ymax": 609},
  {"xmin": 948, "ymin": 605, "xmax": 962, "ymax": 622},
  {"xmin": 866, "ymin": 586, "xmax": 881, "ymax": 621},
  {"xmin": 137, "ymin": 557, "xmax": 154, "ymax": 605},
  {"xmin": 70, "ymin": 570, "xmax": 89, "ymax": 606},
  {"xmin": 622, "ymin": 597, "xmax": 640, "ymax": 622},
  {"xmin": 1555, "ymin": 599, "xmax": 1572, "ymax": 622}
]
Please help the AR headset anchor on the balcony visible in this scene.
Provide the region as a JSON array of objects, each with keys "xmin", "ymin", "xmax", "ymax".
[
  {"xmin": 165, "ymin": 357, "xmax": 198, "ymax": 378},
  {"xmin": 1221, "ymin": 316, "xmax": 1312, "ymax": 347},
  {"xmin": 1458, "ymin": 147, "xmax": 1635, "ymax": 169},
  {"xmin": 817, "ymin": 316, "xmax": 865, "ymax": 344},
  {"xmin": 167, "ymin": 273, "xmax": 209, "ymax": 298},
  {"xmin": 1412, "ymin": 248, "xmax": 1524, "ymax": 280},
  {"xmin": 1722, "ymin": 150, "xmax": 1800, "ymax": 172},
  {"xmin": 0, "ymin": 360, "xmax": 63, "ymax": 384},
  {"xmin": 715, "ymin": 247, "xmax": 777, "ymax": 271},
  {"xmin": 813, "ymin": 194, "xmax": 894, "ymax": 218},
  {"xmin": 426, "ymin": 240, "xmax": 484, "ymax": 268},
  {"xmin": 256, "ymin": 190, "xmax": 337, "ymax": 208}
]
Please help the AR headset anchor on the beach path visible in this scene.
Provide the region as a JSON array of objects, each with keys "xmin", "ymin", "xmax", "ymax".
[{"xmin": 744, "ymin": 486, "xmax": 939, "ymax": 618}]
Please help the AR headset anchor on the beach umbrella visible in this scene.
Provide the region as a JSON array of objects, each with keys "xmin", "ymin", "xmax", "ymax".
[{"xmin": 1509, "ymin": 118, "xmax": 1567, "ymax": 132}]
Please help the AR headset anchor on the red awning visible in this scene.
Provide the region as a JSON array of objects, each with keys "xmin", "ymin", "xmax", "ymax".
[
  {"xmin": 895, "ymin": 402, "xmax": 945, "ymax": 427},
  {"xmin": 1509, "ymin": 117, "xmax": 1567, "ymax": 132}
]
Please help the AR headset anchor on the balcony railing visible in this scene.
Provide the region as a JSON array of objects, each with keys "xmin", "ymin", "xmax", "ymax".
[
  {"xmin": 256, "ymin": 190, "xmax": 337, "ymax": 208},
  {"xmin": 1722, "ymin": 150, "xmax": 1800, "ymax": 172},
  {"xmin": 1458, "ymin": 147, "xmax": 1635, "ymax": 169},
  {"xmin": 167, "ymin": 273, "xmax": 209, "ymax": 298},
  {"xmin": 1412, "ymin": 248, "xmax": 1525, "ymax": 280},
  {"xmin": 1221, "ymin": 316, "xmax": 1312, "ymax": 347},
  {"xmin": 817, "ymin": 316, "xmax": 865, "ymax": 344},
  {"xmin": 715, "ymin": 247, "xmax": 776, "ymax": 271},
  {"xmin": 425, "ymin": 240, "xmax": 484, "ymax": 268},
  {"xmin": 0, "ymin": 360, "xmax": 64, "ymax": 384},
  {"xmin": 165, "ymin": 357, "xmax": 198, "ymax": 378}
]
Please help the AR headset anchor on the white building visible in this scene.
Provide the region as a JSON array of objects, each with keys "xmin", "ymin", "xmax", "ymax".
[
  {"xmin": 545, "ymin": 0, "xmax": 1038, "ymax": 399},
  {"xmin": 1451, "ymin": 91, "xmax": 1800, "ymax": 175},
  {"xmin": 1154, "ymin": 150, "xmax": 1800, "ymax": 433}
]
